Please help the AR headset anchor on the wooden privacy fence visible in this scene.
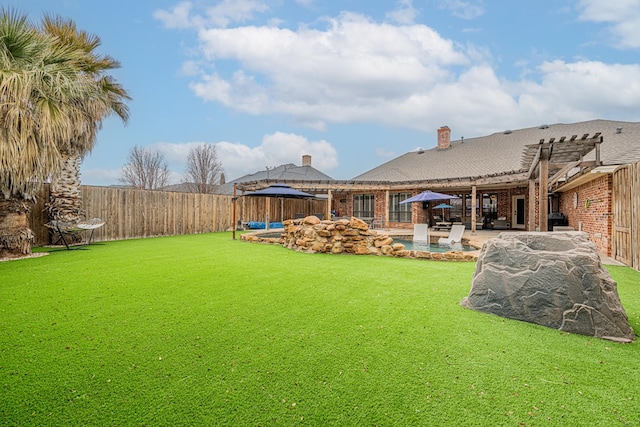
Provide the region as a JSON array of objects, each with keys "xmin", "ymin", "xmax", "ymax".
[
  {"xmin": 237, "ymin": 196, "xmax": 328, "ymax": 224},
  {"xmin": 29, "ymin": 185, "xmax": 328, "ymax": 246},
  {"xmin": 612, "ymin": 161, "xmax": 640, "ymax": 270},
  {"xmin": 29, "ymin": 185, "xmax": 235, "ymax": 246}
]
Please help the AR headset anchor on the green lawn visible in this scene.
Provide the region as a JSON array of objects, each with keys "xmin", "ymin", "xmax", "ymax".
[{"xmin": 1, "ymin": 232, "xmax": 639, "ymax": 426}]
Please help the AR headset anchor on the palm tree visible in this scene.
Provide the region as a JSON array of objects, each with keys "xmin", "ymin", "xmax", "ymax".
[
  {"xmin": 41, "ymin": 16, "xmax": 130, "ymax": 226},
  {"xmin": 0, "ymin": 10, "xmax": 106, "ymax": 256}
]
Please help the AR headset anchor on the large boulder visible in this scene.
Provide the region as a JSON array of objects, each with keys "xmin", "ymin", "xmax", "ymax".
[{"xmin": 461, "ymin": 232, "xmax": 635, "ymax": 343}]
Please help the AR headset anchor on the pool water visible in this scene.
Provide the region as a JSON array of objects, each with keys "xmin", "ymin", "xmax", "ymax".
[{"xmin": 394, "ymin": 239, "xmax": 477, "ymax": 252}]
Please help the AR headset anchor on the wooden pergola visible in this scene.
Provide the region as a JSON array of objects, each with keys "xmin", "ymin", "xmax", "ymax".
[{"xmin": 521, "ymin": 133, "xmax": 603, "ymax": 231}]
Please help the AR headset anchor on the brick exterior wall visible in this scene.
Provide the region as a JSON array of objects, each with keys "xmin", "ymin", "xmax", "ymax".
[
  {"xmin": 332, "ymin": 191, "xmax": 351, "ymax": 217},
  {"xmin": 336, "ymin": 178, "xmax": 614, "ymax": 256},
  {"xmin": 559, "ymin": 175, "xmax": 612, "ymax": 255},
  {"xmin": 491, "ymin": 187, "xmax": 528, "ymax": 220},
  {"xmin": 414, "ymin": 203, "xmax": 429, "ymax": 225},
  {"xmin": 373, "ymin": 190, "xmax": 386, "ymax": 218},
  {"xmin": 339, "ymin": 188, "xmax": 533, "ymax": 230}
]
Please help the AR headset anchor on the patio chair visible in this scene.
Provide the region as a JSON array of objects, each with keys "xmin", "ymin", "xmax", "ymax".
[
  {"xmin": 413, "ymin": 224, "xmax": 429, "ymax": 243},
  {"xmin": 47, "ymin": 217, "xmax": 105, "ymax": 250},
  {"xmin": 438, "ymin": 224, "xmax": 465, "ymax": 245},
  {"xmin": 371, "ymin": 216, "xmax": 385, "ymax": 229}
]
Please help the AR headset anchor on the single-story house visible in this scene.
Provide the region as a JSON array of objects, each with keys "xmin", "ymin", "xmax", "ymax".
[
  {"xmin": 235, "ymin": 119, "xmax": 640, "ymax": 262},
  {"xmin": 328, "ymin": 119, "xmax": 640, "ymax": 258}
]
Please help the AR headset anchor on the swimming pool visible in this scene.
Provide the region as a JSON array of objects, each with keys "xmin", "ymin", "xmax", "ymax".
[{"xmin": 393, "ymin": 239, "xmax": 478, "ymax": 252}]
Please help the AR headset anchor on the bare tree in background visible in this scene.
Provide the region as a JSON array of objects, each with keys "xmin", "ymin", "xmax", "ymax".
[
  {"xmin": 183, "ymin": 144, "xmax": 224, "ymax": 193},
  {"xmin": 119, "ymin": 146, "xmax": 170, "ymax": 189}
]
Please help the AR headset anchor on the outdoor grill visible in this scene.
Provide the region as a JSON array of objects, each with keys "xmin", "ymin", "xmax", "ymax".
[{"xmin": 548, "ymin": 212, "xmax": 568, "ymax": 230}]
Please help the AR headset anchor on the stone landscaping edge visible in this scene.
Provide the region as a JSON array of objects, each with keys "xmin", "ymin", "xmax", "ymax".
[{"xmin": 241, "ymin": 216, "xmax": 479, "ymax": 261}]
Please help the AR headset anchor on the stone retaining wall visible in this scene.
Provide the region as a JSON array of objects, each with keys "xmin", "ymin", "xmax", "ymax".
[{"xmin": 241, "ymin": 216, "xmax": 477, "ymax": 261}]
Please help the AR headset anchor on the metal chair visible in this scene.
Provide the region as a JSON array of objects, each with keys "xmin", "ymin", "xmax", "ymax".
[
  {"xmin": 47, "ymin": 218, "xmax": 105, "ymax": 250},
  {"xmin": 371, "ymin": 216, "xmax": 385, "ymax": 229}
]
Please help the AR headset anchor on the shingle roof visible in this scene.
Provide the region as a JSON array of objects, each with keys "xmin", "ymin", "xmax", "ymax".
[
  {"xmin": 216, "ymin": 164, "xmax": 334, "ymax": 195},
  {"xmin": 352, "ymin": 119, "xmax": 640, "ymax": 182},
  {"xmin": 232, "ymin": 163, "xmax": 333, "ymax": 183},
  {"xmin": 161, "ymin": 183, "xmax": 195, "ymax": 192}
]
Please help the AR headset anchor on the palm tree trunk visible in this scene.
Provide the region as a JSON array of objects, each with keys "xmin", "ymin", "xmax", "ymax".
[
  {"xmin": 0, "ymin": 197, "xmax": 34, "ymax": 257},
  {"xmin": 47, "ymin": 152, "xmax": 85, "ymax": 245},
  {"xmin": 47, "ymin": 152, "xmax": 85, "ymax": 223}
]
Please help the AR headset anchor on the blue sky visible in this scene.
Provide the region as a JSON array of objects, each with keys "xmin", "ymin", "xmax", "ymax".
[{"xmin": 7, "ymin": 0, "xmax": 640, "ymax": 185}]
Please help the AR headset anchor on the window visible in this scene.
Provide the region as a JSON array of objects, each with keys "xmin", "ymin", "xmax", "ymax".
[
  {"xmin": 389, "ymin": 192, "xmax": 412, "ymax": 223},
  {"xmin": 450, "ymin": 195, "xmax": 463, "ymax": 220},
  {"xmin": 353, "ymin": 194, "xmax": 374, "ymax": 218},
  {"xmin": 483, "ymin": 193, "xmax": 498, "ymax": 220}
]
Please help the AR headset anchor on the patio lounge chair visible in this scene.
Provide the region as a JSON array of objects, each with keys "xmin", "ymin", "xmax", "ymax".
[
  {"xmin": 438, "ymin": 224, "xmax": 465, "ymax": 245},
  {"xmin": 413, "ymin": 224, "xmax": 429, "ymax": 243},
  {"xmin": 48, "ymin": 217, "xmax": 105, "ymax": 250}
]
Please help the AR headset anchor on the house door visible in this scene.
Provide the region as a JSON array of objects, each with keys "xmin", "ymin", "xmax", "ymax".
[{"xmin": 512, "ymin": 195, "xmax": 526, "ymax": 229}]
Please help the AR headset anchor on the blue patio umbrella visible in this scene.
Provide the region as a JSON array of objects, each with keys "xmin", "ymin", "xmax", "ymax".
[
  {"xmin": 399, "ymin": 190, "xmax": 459, "ymax": 204},
  {"xmin": 239, "ymin": 184, "xmax": 317, "ymax": 233},
  {"xmin": 243, "ymin": 183, "xmax": 316, "ymax": 199},
  {"xmin": 433, "ymin": 203, "xmax": 454, "ymax": 219}
]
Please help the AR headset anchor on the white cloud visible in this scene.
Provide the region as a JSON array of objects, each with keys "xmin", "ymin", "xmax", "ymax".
[
  {"xmin": 153, "ymin": 1, "xmax": 200, "ymax": 29},
  {"xmin": 187, "ymin": 12, "xmax": 470, "ymax": 130},
  {"xmin": 150, "ymin": 141, "xmax": 201, "ymax": 168},
  {"xmin": 515, "ymin": 60, "xmax": 640, "ymax": 121},
  {"xmin": 180, "ymin": 60, "xmax": 202, "ymax": 76},
  {"xmin": 577, "ymin": 0, "xmax": 640, "ymax": 48},
  {"xmin": 149, "ymin": 132, "xmax": 338, "ymax": 181},
  {"xmin": 386, "ymin": 0, "xmax": 419, "ymax": 25},
  {"xmin": 156, "ymin": 2, "xmax": 640, "ymax": 144},
  {"xmin": 154, "ymin": 0, "xmax": 268, "ymax": 29},
  {"xmin": 202, "ymin": 0, "xmax": 269, "ymax": 28},
  {"xmin": 437, "ymin": 0, "xmax": 485, "ymax": 20},
  {"xmin": 80, "ymin": 167, "xmax": 124, "ymax": 187}
]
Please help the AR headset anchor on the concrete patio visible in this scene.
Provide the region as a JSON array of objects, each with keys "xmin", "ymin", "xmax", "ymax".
[{"xmin": 380, "ymin": 227, "xmax": 624, "ymax": 266}]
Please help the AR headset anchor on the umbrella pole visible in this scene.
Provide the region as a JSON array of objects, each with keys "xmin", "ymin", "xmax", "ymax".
[
  {"xmin": 266, "ymin": 197, "xmax": 270, "ymax": 231},
  {"xmin": 232, "ymin": 184, "xmax": 237, "ymax": 240}
]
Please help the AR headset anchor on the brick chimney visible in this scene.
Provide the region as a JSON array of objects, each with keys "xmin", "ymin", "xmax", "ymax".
[
  {"xmin": 437, "ymin": 126, "xmax": 451, "ymax": 150},
  {"xmin": 302, "ymin": 154, "xmax": 311, "ymax": 166}
]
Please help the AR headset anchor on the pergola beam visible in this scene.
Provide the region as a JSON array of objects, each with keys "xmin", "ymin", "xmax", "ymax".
[
  {"xmin": 538, "ymin": 147, "xmax": 550, "ymax": 231},
  {"xmin": 471, "ymin": 185, "xmax": 477, "ymax": 234},
  {"xmin": 548, "ymin": 161, "xmax": 581, "ymax": 188},
  {"xmin": 527, "ymin": 145, "xmax": 543, "ymax": 179},
  {"xmin": 236, "ymin": 172, "xmax": 532, "ymax": 193},
  {"xmin": 528, "ymin": 177, "xmax": 536, "ymax": 231}
]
